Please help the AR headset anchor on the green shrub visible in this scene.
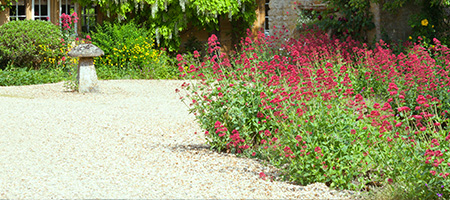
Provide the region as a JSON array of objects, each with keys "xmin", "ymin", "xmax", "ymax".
[
  {"xmin": 90, "ymin": 21, "xmax": 178, "ymax": 79},
  {"xmin": 0, "ymin": 66, "xmax": 68, "ymax": 86},
  {"xmin": 0, "ymin": 20, "xmax": 64, "ymax": 69}
]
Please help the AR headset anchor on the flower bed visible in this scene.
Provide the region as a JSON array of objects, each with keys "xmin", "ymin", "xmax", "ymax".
[{"xmin": 178, "ymin": 28, "xmax": 450, "ymax": 199}]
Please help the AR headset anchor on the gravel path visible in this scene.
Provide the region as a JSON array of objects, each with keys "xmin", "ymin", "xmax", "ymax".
[{"xmin": 0, "ymin": 80, "xmax": 357, "ymax": 199}]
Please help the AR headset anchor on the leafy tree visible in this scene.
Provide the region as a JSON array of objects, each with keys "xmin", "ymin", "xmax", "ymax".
[{"xmin": 76, "ymin": 0, "xmax": 256, "ymax": 51}]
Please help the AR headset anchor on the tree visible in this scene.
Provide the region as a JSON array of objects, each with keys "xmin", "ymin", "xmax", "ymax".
[{"xmin": 77, "ymin": 0, "xmax": 257, "ymax": 51}]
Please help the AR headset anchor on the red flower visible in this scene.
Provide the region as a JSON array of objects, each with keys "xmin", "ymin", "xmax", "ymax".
[
  {"xmin": 398, "ymin": 106, "xmax": 411, "ymax": 112},
  {"xmin": 257, "ymin": 112, "xmax": 264, "ymax": 118},
  {"xmin": 259, "ymin": 172, "xmax": 267, "ymax": 179},
  {"xmin": 373, "ymin": 103, "xmax": 380, "ymax": 109},
  {"xmin": 214, "ymin": 121, "xmax": 222, "ymax": 128},
  {"xmin": 388, "ymin": 178, "xmax": 393, "ymax": 184},
  {"xmin": 416, "ymin": 95, "xmax": 427, "ymax": 105},
  {"xmin": 314, "ymin": 146, "xmax": 322, "ymax": 154}
]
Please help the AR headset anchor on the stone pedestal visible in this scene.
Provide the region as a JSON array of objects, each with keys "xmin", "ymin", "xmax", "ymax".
[
  {"xmin": 77, "ymin": 57, "xmax": 98, "ymax": 93},
  {"xmin": 68, "ymin": 43, "xmax": 104, "ymax": 93}
]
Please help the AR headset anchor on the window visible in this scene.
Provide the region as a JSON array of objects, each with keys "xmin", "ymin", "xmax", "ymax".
[
  {"xmin": 9, "ymin": 0, "xmax": 50, "ymax": 21},
  {"xmin": 60, "ymin": 0, "xmax": 76, "ymax": 16},
  {"xmin": 9, "ymin": 0, "xmax": 26, "ymax": 21},
  {"xmin": 33, "ymin": 0, "xmax": 50, "ymax": 20},
  {"xmin": 81, "ymin": 5, "xmax": 97, "ymax": 33},
  {"xmin": 264, "ymin": 0, "xmax": 270, "ymax": 35}
]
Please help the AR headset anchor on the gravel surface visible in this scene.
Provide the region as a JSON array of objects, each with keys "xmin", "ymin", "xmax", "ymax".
[{"xmin": 0, "ymin": 80, "xmax": 358, "ymax": 199}]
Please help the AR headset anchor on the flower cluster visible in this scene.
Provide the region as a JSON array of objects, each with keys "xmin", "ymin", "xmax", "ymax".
[{"xmin": 60, "ymin": 13, "xmax": 78, "ymax": 31}]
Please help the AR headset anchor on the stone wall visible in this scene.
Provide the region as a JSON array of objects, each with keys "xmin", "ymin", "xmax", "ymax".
[
  {"xmin": 369, "ymin": 0, "xmax": 422, "ymax": 43},
  {"xmin": 268, "ymin": 0, "xmax": 298, "ymax": 36},
  {"xmin": 268, "ymin": 0, "xmax": 422, "ymax": 43}
]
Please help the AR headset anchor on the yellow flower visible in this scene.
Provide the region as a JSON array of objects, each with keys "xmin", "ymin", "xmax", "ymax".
[
  {"xmin": 421, "ymin": 19, "xmax": 429, "ymax": 26},
  {"xmin": 409, "ymin": 36, "xmax": 412, "ymax": 40},
  {"xmin": 432, "ymin": 25, "xmax": 434, "ymax": 28}
]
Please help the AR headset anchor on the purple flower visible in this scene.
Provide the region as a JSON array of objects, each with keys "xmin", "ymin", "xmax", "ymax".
[{"xmin": 437, "ymin": 193, "xmax": 442, "ymax": 197}]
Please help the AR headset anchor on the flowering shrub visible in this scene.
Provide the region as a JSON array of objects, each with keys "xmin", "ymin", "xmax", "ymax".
[
  {"xmin": 178, "ymin": 28, "xmax": 450, "ymax": 198},
  {"xmin": 91, "ymin": 22, "xmax": 177, "ymax": 79},
  {"xmin": 0, "ymin": 20, "xmax": 64, "ymax": 69}
]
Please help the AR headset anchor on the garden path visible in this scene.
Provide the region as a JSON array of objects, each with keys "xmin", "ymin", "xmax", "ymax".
[{"xmin": 0, "ymin": 80, "xmax": 354, "ymax": 199}]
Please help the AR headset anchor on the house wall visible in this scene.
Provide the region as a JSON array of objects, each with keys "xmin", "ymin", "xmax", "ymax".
[
  {"xmin": 268, "ymin": 0, "xmax": 298, "ymax": 36},
  {"xmin": 25, "ymin": 0, "xmax": 31, "ymax": 19},
  {"xmin": 0, "ymin": 0, "xmax": 9, "ymax": 25},
  {"xmin": 179, "ymin": 16, "xmax": 234, "ymax": 53},
  {"xmin": 252, "ymin": 0, "xmax": 265, "ymax": 34},
  {"xmin": 50, "ymin": 0, "xmax": 59, "ymax": 25}
]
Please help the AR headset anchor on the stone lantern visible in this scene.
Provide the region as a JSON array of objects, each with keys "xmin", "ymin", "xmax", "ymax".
[{"xmin": 68, "ymin": 43, "xmax": 104, "ymax": 93}]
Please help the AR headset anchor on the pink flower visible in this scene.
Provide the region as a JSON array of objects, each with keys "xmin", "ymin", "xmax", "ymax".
[
  {"xmin": 86, "ymin": 35, "xmax": 91, "ymax": 40},
  {"xmin": 397, "ymin": 106, "xmax": 411, "ymax": 112},
  {"xmin": 373, "ymin": 103, "xmax": 380, "ymax": 109},
  {"xmin": 259, "ymin": 172, "xmax": 267, "ymax": 179},
  {"xmin": 416, "ymin": 95, "xmax": 427, "ymax": 105},
  {"xmin": 214, "ymin": 121, "xmax": 222, "ymax": 128},
  {"xmin": 314, "ymin": 146, "xmax": 322, "ymax": 154},
  {"xmin": 194, "ymin": 50, "xmax": 200, "ymax": 58}
]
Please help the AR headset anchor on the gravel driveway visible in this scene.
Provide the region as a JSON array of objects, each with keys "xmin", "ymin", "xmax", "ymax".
[{"xmin": 0, "ymin": 80, "xmax": 356, "ymax": 199}]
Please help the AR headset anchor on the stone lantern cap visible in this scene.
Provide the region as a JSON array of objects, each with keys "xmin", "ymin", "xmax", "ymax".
[{"xmin": 68, "ymin": 43, "xmax": 104, "ymax": 58}]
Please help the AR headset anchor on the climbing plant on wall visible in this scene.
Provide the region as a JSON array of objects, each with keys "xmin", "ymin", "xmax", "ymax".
[
  {"xmin": 0, "ymin": 0, "xmax": 15, "ymax": 12},
  {"xmin": 308, "ymin": 0, "xmax": 449, "ymax": 44},
  {"xmin": 312, "ymin": 0, "xmax": 375, "ymax": 41},
  {"xmin": 78, "ymin": 0, "xmax": 256, "ymax": 51}
]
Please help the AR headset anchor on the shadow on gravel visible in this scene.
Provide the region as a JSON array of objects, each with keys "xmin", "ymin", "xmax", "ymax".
[{"xmin": 170, "ymin": 144, "xmax": 211, "ymax": 152}]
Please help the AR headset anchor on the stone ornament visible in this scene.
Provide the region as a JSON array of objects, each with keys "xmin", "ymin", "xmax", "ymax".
[{"xmin": 68, "ymin": 43, "xmax": 104, "ymax": 93}]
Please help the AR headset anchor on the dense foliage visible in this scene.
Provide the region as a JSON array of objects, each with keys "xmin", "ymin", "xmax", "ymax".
[
  {"xmin": 305, "ymin": 0, "xmax": 450, "ymax": 46},
  {"xmin": 0, "ymin": 20, "xmax": 65, "ymax": 69},
  {"xmin": 90, "ymin": 22, "xmax": 178, "ymax": 79},
  {"xmin": 178, "ymin": 28, "xmax": 450, "ymax": 199},
  {"xmin": 75, "ymin": 0, "xmax": 256, "ymax": 51},
  {"xmin": 0, "ymin": 67, "xmax": 68, "ymax": 86},
  {"xmin": 311, "ymin": 0, "xmax": 374, "ymax": 41}
]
